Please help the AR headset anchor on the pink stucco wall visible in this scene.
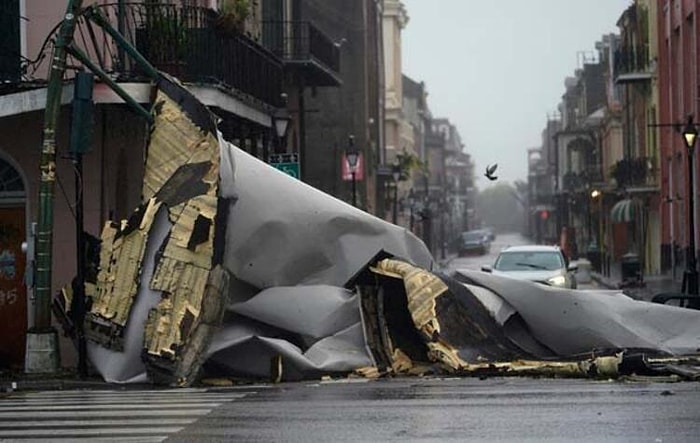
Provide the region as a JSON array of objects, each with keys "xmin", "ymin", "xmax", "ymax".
[
  {"xmin": 0, "ymin": 104, "xmax": 146, "ymax": 365},
  {"xmin": 658, "ymin": 0, "xmax": 699, "ymax": 250}
]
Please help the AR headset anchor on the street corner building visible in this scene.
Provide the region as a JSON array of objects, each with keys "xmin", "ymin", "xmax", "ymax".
[{"xmin": 53, "ymin": 75, "xmax": 700, "ymax": 387}]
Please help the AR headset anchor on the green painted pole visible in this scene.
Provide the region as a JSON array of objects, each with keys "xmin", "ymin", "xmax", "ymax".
[
  {"xmin": 66, "ymin": 45, "xmax": 154, "ymax": 123},
  {"xmin": 34, "ymin": 0, "xmax": 83, "ymax": 332}
]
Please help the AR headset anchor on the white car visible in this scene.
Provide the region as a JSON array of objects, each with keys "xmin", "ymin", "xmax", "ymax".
[{"xmin": 481, "ymin": 245, "xmax": 578, "ymax": 289}]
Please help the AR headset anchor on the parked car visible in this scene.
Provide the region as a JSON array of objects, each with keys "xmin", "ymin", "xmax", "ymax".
[
  {"xmin": 481, "ymin": 245, "xmax": 578, "ymax": 288},
  {"xmin": 458, "ymin": 230, "xmax": 491, "ymax": 256},
  {"xmin": 481, "ymin": 227, "xmax": 496, "ymax": 241}
]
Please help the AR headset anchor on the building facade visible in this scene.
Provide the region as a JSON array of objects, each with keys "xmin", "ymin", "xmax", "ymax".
[
  {"xmin": 657, "ymin": 0, "xmax": 699, "ymax": 282},
  {"xmin": 0, "ymin": 0, "xmax": 337, "ymax": 370}
]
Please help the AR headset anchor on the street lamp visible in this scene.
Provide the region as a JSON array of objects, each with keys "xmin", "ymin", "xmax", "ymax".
[
  {"xmin": 346, "ymin": 135, "xmax": 359, "ymax": 207},
  {"xmin": 681, "ymin": 117, "xmax": 699, "ymax": 296},
  {"xmin": 408, "ymin": 188, "xmax": 415, "ymax": 231},
  {"xmin": 591, "ymin": 189, "xmax": 603, "ymax": 273},
  {"xmin": 392, "ymin": 163, "xmax": 401, "ymax": 224},
  {"xmin": 272, "ymin": 105, "xmax": 291, "ymax": 153}
]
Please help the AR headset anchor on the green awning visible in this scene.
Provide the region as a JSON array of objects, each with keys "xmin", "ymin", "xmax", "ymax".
[{"xmin": 610, "ymin": 198, "xmax": 637, "ymax": 223}]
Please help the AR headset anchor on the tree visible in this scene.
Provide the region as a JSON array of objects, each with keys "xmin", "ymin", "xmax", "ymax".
[{"xmin": 476, "ymin": 183, "xmax": 526, "ymax": 234}]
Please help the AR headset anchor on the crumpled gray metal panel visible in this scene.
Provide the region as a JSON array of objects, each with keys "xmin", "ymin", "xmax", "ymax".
[
  {"xmin": 205, "ymin": 284, "xmax": 375, "ymax": 379},
  {"xmin": 228, "ymin": 286, "xmax": 362, "ymax": 339},
  {"xmin": 455, "ymin": 269, "xmax": 700, "ymax": 357},
  {"xmin": 201, "ymin": 141, "xmax": 434, "ymax": 381},
  {"xmin": 205, "ymin": 321, "xmax": 373, "ymax": 380},
  {"xmin": 218, "ymin": 144, "xmax": 435, "ymax": 289}
]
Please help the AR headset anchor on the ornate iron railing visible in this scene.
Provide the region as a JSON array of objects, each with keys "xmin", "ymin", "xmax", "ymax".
[
  {"xmin": 611, "ymin": 157, "xmax": 656, "ymax": 188},
  {"xmin": 262, "ymin": 20, "xmax": 340, "ymax": 73},
  {"xmin": 614, "ymin": 46, "xmax": 650, "ymax": 79},
  {"xmin": 18, "ymin": 2, "xmax": 285, "ymax": 107},
  {"xmin": 562, "ymin": 167, "xmax": 603, "ymax": 192}
]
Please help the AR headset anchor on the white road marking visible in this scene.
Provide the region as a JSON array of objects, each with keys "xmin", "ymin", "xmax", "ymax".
[{"xmin": 0, "ymin": 388, "xmax": 254, "ymax": 441}]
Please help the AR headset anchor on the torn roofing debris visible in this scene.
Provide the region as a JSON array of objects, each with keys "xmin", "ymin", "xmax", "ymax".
[{"xmin": 54, "ymin": 75, "xmax": 700, "ymax": 387}]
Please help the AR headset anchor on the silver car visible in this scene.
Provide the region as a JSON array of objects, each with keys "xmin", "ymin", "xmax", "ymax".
[{"xmin": 481, "ymin": 245, "xmax": 578, "ymax": 289}]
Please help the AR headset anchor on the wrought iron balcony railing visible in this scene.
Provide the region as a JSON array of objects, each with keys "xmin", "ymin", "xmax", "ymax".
[
  {"xmin": 530, "ymin": 194, "xmax": 554, "ymax": 207},
  {"xmin": 562, "ymin": 167, "xmax": 603, "ymax": 192},
  {"xmin": 262, "ymin": 21, "xmax": 341, "ymax": 87},
  {"xmin": 611, "ymin": 157, "xmax": 657, "ymax": 188},
  {"xmin": 613, "ymin": 47, "xmax": 651, "ymax": 83},
  {"xmin": 54, "ymin": 3, "xmax": 286, "ymax": 107}
]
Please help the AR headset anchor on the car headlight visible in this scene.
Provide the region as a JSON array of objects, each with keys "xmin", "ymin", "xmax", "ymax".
[{"xmin": 547, "ymin": 275, "xmax": 567, "ymax": 286}]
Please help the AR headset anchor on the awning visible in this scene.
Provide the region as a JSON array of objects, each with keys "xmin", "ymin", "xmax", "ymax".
[{"xmin": 610, "ymin": 198, "xmax": 638, "ymax": 223}]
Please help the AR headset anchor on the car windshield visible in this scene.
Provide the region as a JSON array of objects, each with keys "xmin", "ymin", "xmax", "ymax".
[
  {"xmin": 494, "ymin": 251, "xmax": 564, "ymax": 271},
  {"xmin": 462, "ymin": 232, "xmax": 484, "ymax": 241}
]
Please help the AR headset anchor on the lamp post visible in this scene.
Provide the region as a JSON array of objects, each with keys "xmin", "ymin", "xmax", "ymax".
[
  {"xmin": 346, "ymin": 135, "xmax": 359, "ymax": 207},
  {"xmin": 272, "ymin": 105, "xmax": 291, "ymax": 154},
  {"xmin": 408, "ymin": 189, "xmax": 415, "ymax": 231},
  {"xmin": 682, "ymin": 117, "xmax": 699, "ymax": 296},
  {"xmin": 392, "ymin": 163, "xmax": 401, "ymax": 224},
  {"xmin": 440, "ymin": 195, "xmax": 446, "ymax": 259},
  {"xmin": 591, "ymin": 189, "xmax": 603, "ymax": 273}
]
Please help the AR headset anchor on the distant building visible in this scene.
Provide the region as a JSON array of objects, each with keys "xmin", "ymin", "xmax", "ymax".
[{"xmin": 300, "ymin": 0, "xmax": 384, "ymax": 213}]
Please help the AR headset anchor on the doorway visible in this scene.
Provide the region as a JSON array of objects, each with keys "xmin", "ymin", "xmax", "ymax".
[{"xmin": 0, "ymin": 155, "xmax": 27, "ymax": 370}]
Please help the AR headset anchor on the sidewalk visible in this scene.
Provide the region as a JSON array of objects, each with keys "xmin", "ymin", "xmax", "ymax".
[
  {"xmin": 437, "ymin": 252, "xmax": 459, "ymax": 270},
  {"xmin": 0, "ymin": 368, "xmax": 112, "ymax": 393},
  {"xmin": 590, "ymin": 265, "xmax": 681, "ymax": 302}
]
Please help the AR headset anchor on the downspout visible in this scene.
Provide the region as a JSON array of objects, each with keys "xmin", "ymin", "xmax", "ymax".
[
  {"xmin": 669, "ymin": 155, "xmax": 675, "ymax": 279},
  {"xmin": 668, "ymin": 8, "xmax": 678, "ymax": 279}
]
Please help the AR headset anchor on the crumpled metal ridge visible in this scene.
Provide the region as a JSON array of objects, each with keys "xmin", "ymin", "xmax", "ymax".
[{"xmin": 82, "ymin": 75, "xmax": 228, "ymax": 386}]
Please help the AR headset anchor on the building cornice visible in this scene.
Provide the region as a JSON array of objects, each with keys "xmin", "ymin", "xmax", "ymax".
[
  {"xmin": 383, "ymin": 0, "xmax": 409, "ymax": 29},
  {"xmin": 0, "ymin": 82, "xmax": 272, "ymax": 128}
]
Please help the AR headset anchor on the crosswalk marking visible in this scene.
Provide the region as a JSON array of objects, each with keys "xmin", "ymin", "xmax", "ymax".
[
  {"xmin": 1, "ymin": 438, "xmax": 166, "ymax": 443},
  {"xmin": 0, "ymin": 388, "xmax": 253, "ymax": 442},
  {"xmin": 0, "ymin": 409, "xmax": 213, "ymax": 419},
  {"xmin": 0, "ymin": 395, "xmax": 244, "ymax": 406},
  {"xmin": 0, "ymin": 427, "xmax": 185, "ymax": 437},
  {"xmin": 0, "ymin": 402, "xmax": 223, "ymax": 411},
  {"xmin": 0, "ymin": 419, "xmax": 195, "ymax": 427}
]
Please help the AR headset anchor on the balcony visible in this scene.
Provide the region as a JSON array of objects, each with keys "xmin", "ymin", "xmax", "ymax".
[
  {"xmin": 262, "ymin": 21, "xmax": 341, "ymax": 87},
  {"xmin": 611, "ymin": 157, "xmax": 658, "ymax": 190},
  {"xmin": 95, "ymin": 3, "xmax": 285, "ymax": 107},
  {"xmin": 562, "ymin": 167, "xmax": 603, "ymax": 193},
  {"xmin": 613, "ymin": 47, "xmax": 652, "ymax": 84}
]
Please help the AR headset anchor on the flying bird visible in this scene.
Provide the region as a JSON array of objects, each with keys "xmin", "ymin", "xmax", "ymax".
[{"xmin": 484, "ymin": 163, "xmax": 498, "ymax": 181}]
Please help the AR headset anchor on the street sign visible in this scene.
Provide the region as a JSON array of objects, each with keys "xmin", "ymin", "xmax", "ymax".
[{"xmin": 269, "ymin": 153, "xmax": 300, "ymax": 179}]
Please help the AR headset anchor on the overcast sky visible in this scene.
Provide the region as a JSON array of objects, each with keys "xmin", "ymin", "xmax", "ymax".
[{"xmin": 401, "ymin": 0, "xmax": 632, "ymax": 188}]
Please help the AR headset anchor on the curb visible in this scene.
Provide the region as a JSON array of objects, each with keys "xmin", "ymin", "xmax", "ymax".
[
  {"xmin": 1, "ymin": 378, "xmax": 110, "ymax": 394},
  {"xmin": 1, "ymin": 370, "xmax": 121, "ymax": 393},
  {"xmin": 591, "ymin": 272, "xmax": 617, "ymax": 290}
]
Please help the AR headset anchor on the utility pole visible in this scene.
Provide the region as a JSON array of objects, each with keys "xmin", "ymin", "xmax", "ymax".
[{"xmin": 26, "ymin": 0, "xmax": 84, "ymax": 374}]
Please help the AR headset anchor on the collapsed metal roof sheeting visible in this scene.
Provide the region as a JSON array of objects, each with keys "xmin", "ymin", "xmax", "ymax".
[
  {"xmin": 54, "ymin": 74, "xmax": 700, "ymax": 386},
  {"xmin": 77, "ymin": 76, "xmax": 229, "ymax": 385}
]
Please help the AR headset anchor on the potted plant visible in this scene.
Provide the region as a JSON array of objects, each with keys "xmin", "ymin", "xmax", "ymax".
[
  {"xmin": 216, "ymin": 0, "xmax": 250, "ymax": 34},
  {"xmin": 137, "ymin": 6, "xmax": 190, "ymax": 77}
]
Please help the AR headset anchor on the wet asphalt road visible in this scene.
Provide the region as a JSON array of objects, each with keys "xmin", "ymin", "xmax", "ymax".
[
  {"xmin": 165, "ymin": 238, "xmax": 694, "ymax": 443},
  {"xmin": 167, "ymin": 377, "xmax": 700, "ymax": 442}
]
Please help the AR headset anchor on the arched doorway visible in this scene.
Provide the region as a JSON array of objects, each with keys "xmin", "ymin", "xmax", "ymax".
[{"xmin": 0, "ymin": 155, "xmax": 27, "ymax": 370}]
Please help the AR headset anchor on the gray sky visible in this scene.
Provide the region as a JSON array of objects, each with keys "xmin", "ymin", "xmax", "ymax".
[{"xmin": 401, "ymin": 0, "xmax": 632, "ymax": 188}]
